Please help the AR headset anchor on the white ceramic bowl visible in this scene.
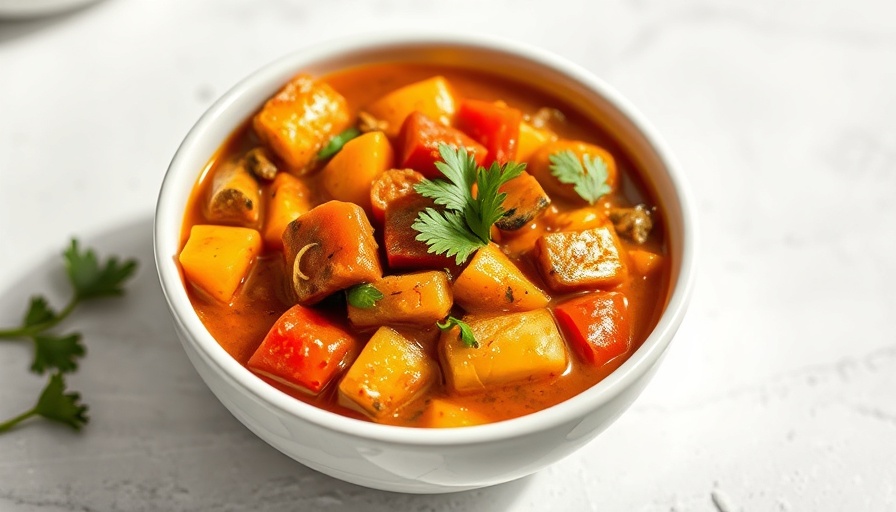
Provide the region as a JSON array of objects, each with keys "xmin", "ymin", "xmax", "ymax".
[{"xmin": 154, "ymin": 32, "xmax": 697, "ymax": 494}]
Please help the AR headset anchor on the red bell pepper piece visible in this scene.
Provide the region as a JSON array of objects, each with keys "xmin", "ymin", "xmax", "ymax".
[
  {"xmin": 455, "ymin": 99, "xmax": 522, "ymax": 166},
  {"xmin": 554, "ymin": 291, "xmax": 631, "ymax": 366},
  {"xmin": 399, "ymin": 111, "xmax": 487, "ymax": 178},
  {"xmin": 247, "ymin": 305, "xmax": 359, "ymax": 395}
]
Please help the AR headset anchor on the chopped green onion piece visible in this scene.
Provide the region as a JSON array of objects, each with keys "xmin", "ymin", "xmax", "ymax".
[{"xmin": 318, "ymin": 127, "xmax": 361, "ymax": 160}]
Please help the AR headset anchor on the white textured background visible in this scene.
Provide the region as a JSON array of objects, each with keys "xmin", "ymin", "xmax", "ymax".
[{"xmin": 1, "ymin": 0, "xmax": 894, "ymax": 510}]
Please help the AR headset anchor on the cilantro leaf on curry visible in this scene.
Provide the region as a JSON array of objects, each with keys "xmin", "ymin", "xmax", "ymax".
[
  {"xmin": 412, "ymin": 144, "xmax": 524, "ymax": 264},
  {"xmin": 548, "ymin": 149, "xmax": 611, "ymax": 205}
]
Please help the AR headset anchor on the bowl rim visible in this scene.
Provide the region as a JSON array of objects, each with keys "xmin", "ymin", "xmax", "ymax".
[{"xmin": 154, "ymin": 30, "xmax": 698, "ymax": 446}]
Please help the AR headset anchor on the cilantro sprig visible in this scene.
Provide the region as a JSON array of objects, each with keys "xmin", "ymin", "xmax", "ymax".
[
  {"xmin": 549, "ymin": 150, "xmax": 611, "ymax": 205},
  {"xmin": 437, "ymin": 316, "xmax": 478, "ymax": 348},
  {"xmin": 0, "ymin": 239, "xmax": 137, "ymax": 433},
  {"xmin": 412, "ymin": 144, "xmax": 525, "ymax": 264}
]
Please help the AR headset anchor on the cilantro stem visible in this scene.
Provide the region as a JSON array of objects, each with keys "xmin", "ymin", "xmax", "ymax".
[
  {"xmin": 0, "ymin": 407, "xmax": 36, "ymax": 433},
  {"xmin": 0, "ymin": 296, "xmax": 77, "ymax": 339}
]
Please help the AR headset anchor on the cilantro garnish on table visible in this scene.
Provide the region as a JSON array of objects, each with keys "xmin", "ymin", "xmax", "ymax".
[
  {"xmin": 548, "ymin": 149, "xmax": 611, "ymax": 205},
  {"xmin": 0, "ymin": 239, "xmax": 137, "ymax": 433},
  {"xmin": 412, "ymin": 144, "xmax": 525, "ymax": 265}
]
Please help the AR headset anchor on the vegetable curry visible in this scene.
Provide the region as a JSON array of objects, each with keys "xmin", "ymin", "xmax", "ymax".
[{"xmin": 178, "ymin": 63, "xmax": 670, "ymax": 427}]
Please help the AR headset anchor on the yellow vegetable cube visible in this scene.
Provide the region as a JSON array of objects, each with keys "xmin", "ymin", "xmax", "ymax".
[
  {"xmin": 420, "ymin": 398, "xmax": 488, "ymax": 428},
  {"xmin": 338, "ymin": 327, "xmax": 438, "ymax": 420},
  {"xmin": 320, "ymin": 131, "xmax": 394, "ymax": 212},
  {"xmin": 178, "ymin": 225, "xmax": 262, "ymax": 303},
  {"xmin": 628, "ymin": 249, "xmax": 663, "ymax": 276},
  {"xmin": 534, "ymin": 226, "xmax": 628, "ymax": 292},
  {"xmin": 452, "ymin": 244, "xmax": 549, "ymax": 313},
  {"xmin": 347, "ymin": 271, "xmax": 453, "ymax": 329},
  {"xmin": 439, "ymin": 309, "xmax": 568, "ymax": 393},
  {"xmin": 364, "ymin": 76, "xmax": 456, "ymax": 138},
  {"xmin": 252, "ymin": 74, "xmax": 351, "ymax": 174}
]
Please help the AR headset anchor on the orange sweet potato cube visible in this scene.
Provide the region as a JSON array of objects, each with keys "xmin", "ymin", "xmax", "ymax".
[
  {"xmin": 253, "ymin": 74, "xmax": 351, "ymax": 174},
  {"xmin": 282, "ymin": 201, "xmax": 382, "ymax": 305},
  {"xmin": 533, "ymin": 226, "xmax": 627, "ymax": 292}
]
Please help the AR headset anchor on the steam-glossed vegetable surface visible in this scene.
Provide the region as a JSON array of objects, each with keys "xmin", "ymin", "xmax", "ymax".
[{"xmin": 177, "ymin": 63, "xmax": 670, "ymax": 427}]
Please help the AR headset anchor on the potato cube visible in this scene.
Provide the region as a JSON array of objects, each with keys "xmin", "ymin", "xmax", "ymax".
[
  {"xmin": 364, "ymin": 76, "xmax": 456, "ymax": 138},
  {"xmin": 439, "ymin": 309, "xmax": 568, "ymax": 393},
  {"xmin": 347, "ymin": 271, "xmax": 453, "ymax": 328},
  {"xmin": 338, "ymin": 327, "xmax": 438, "ymax": 420},
  {"xmin": 178, "ymin": 225, "xmax": 262, "ymax": 303},
  {"xmin": 282, "ymin": 201, "xmax": 382, "ymax": 305},
  {"xmin": 252, "ymin": 74, "xmax": 351, "ymax": 174},
  {"xmin": 452, "ymin": 244, "xmax": 549, "ymax": 313},
  {"xmin": 534, "ymin": 226, "xmax": 628, "ymax": 292},
  {"xmin": 320, "ymin": 131, "xmax": 394, "ymax": 212}
]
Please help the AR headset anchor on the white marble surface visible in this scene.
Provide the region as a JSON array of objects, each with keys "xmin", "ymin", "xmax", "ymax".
[{"xmin": 1, "ymin": 0, "xmax": 894, "ymax": 510}]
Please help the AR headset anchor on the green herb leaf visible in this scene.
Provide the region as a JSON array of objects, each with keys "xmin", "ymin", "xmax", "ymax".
[
  {"xmin": 346, "ymin": 283, "xmax": 384, "ymax": 309},
  {"xmin": 64, "ymin": 239, "xmax": 138, "ymax": 301},
  {"xmin": 413, "ymin": 144, "xmax": 524, "ymax": 264},
  {"xmin": 31, "ymin": 333, "xmax": 85, "ymax": 374},
  {"xmin": 34, "ymin": 373, "xmax": 89, "ymax": 431},
  {"xmin": 437, "ymin": 316, "xmax": 479, "ymax": 348},
  {"xmin": 549, "ymin": 150, "xmax": 611, "ymax": 205},
  {"xmin": 318, "ymin": 127, "xmax": 361, "ymax": 160},
  {"xmin": 23, "ymin": 296, "xmax": 57, "ymax": 327},
  {"xmin": 412, "ymin": 208, "xmax": 483, "ymax": 265}
]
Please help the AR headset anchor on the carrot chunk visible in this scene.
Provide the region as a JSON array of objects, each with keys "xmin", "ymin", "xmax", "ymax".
[
  {"xmin": 628, "ymin": 249, "xmax": 663, "ymax": 276},
  {"xmin": 534, "ymin": 226, "xmax": 627, "ymax": 292},
  {"xmin": 455, "ymin": 99, "xmax": 522, "ymax": 165},
  {"xmin": 252, "ymin": 74, "xmax": 351, "ymax": 174},
  {"xmin": 178, "ymin": 225, "xmax": 262, "ymax": 303},
  {"xmin": 282, "ymin": 201, "xmax": 382, "ymax": 305},
  {"xmin": 261, "ymin": 172, "xmax": 312, "ymax": 250},
  {"xmin": 337, "ymin": 327, "xmax": 438, "ymax": 420},
  {"xmin": 452, "ymin": 244, "xmax": 549, "ymax": 313},
  {"xmin": 554, "ymin": 292, "xmax": 631, "ymax": 366},
  {"xmin": 364, "ymin": 76, "xmax": 457, "ymax": 138},
  {"xmin": 347, "ymin": 271, "xmax": 453, "ymax": 329},
  {"xmin": 439, "ymin": 309, "xmax": 567, "ymax": 393},
  {"xmin": 248, "ymin": 305, "xmax": 359, "ymax": 395},
  {"xmin": 398, "ymin": 111, "xmax": 487, "ymax": 178}
]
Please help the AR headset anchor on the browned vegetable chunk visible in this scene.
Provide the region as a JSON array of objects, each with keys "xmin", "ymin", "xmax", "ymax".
[
  {"xmin": 244, "ymin": 147, "xmax": 279, "ymax": 181},
  {"xmin": 609, "ymin": 204, "xmax": 653, "ymax": 244},
  {"xmin": 496, "ymin": 171, "xmax": 551, "ymax": 231},
  {"xmin": 348, "ymin": 271, "xmax": 453, "ymax": 329},
  {"xmin": 282, "ymin": 201, "xmax": 383, "ymax": 305},
  {"xmin": 206, "ymin": 158, "xmax": 261, "ymax": 226},
  {"xmin": 533, "ymin": 226, "xmax": 627, "ymax": 292},
  {"xmin": 253, "ymin": 74, "xmax": 351, "ymax": 174}
]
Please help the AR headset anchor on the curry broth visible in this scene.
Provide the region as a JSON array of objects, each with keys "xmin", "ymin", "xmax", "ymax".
[{"xmin": 180, "ymin": 63, "xmax": 670, "ymax": 426}]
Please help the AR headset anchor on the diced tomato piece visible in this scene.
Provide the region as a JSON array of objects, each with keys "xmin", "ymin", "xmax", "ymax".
[
  {"xmin": 455, "ymin": 100, "xmax": 522, "ymax": 166},
  {"xmin": 247, "ymin": 305, "xmax": 359, "ymax": 395},
  {"xmin": 383, "ymin": 194, "xmax": 459, "ymax": 273},
  {"xmin": 399, "ymin": 112, "xmax": 487, "ymax": 178},
  {"xmin": 554, "ymin": 291, "xmax": 631, "ymax": 366}
]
